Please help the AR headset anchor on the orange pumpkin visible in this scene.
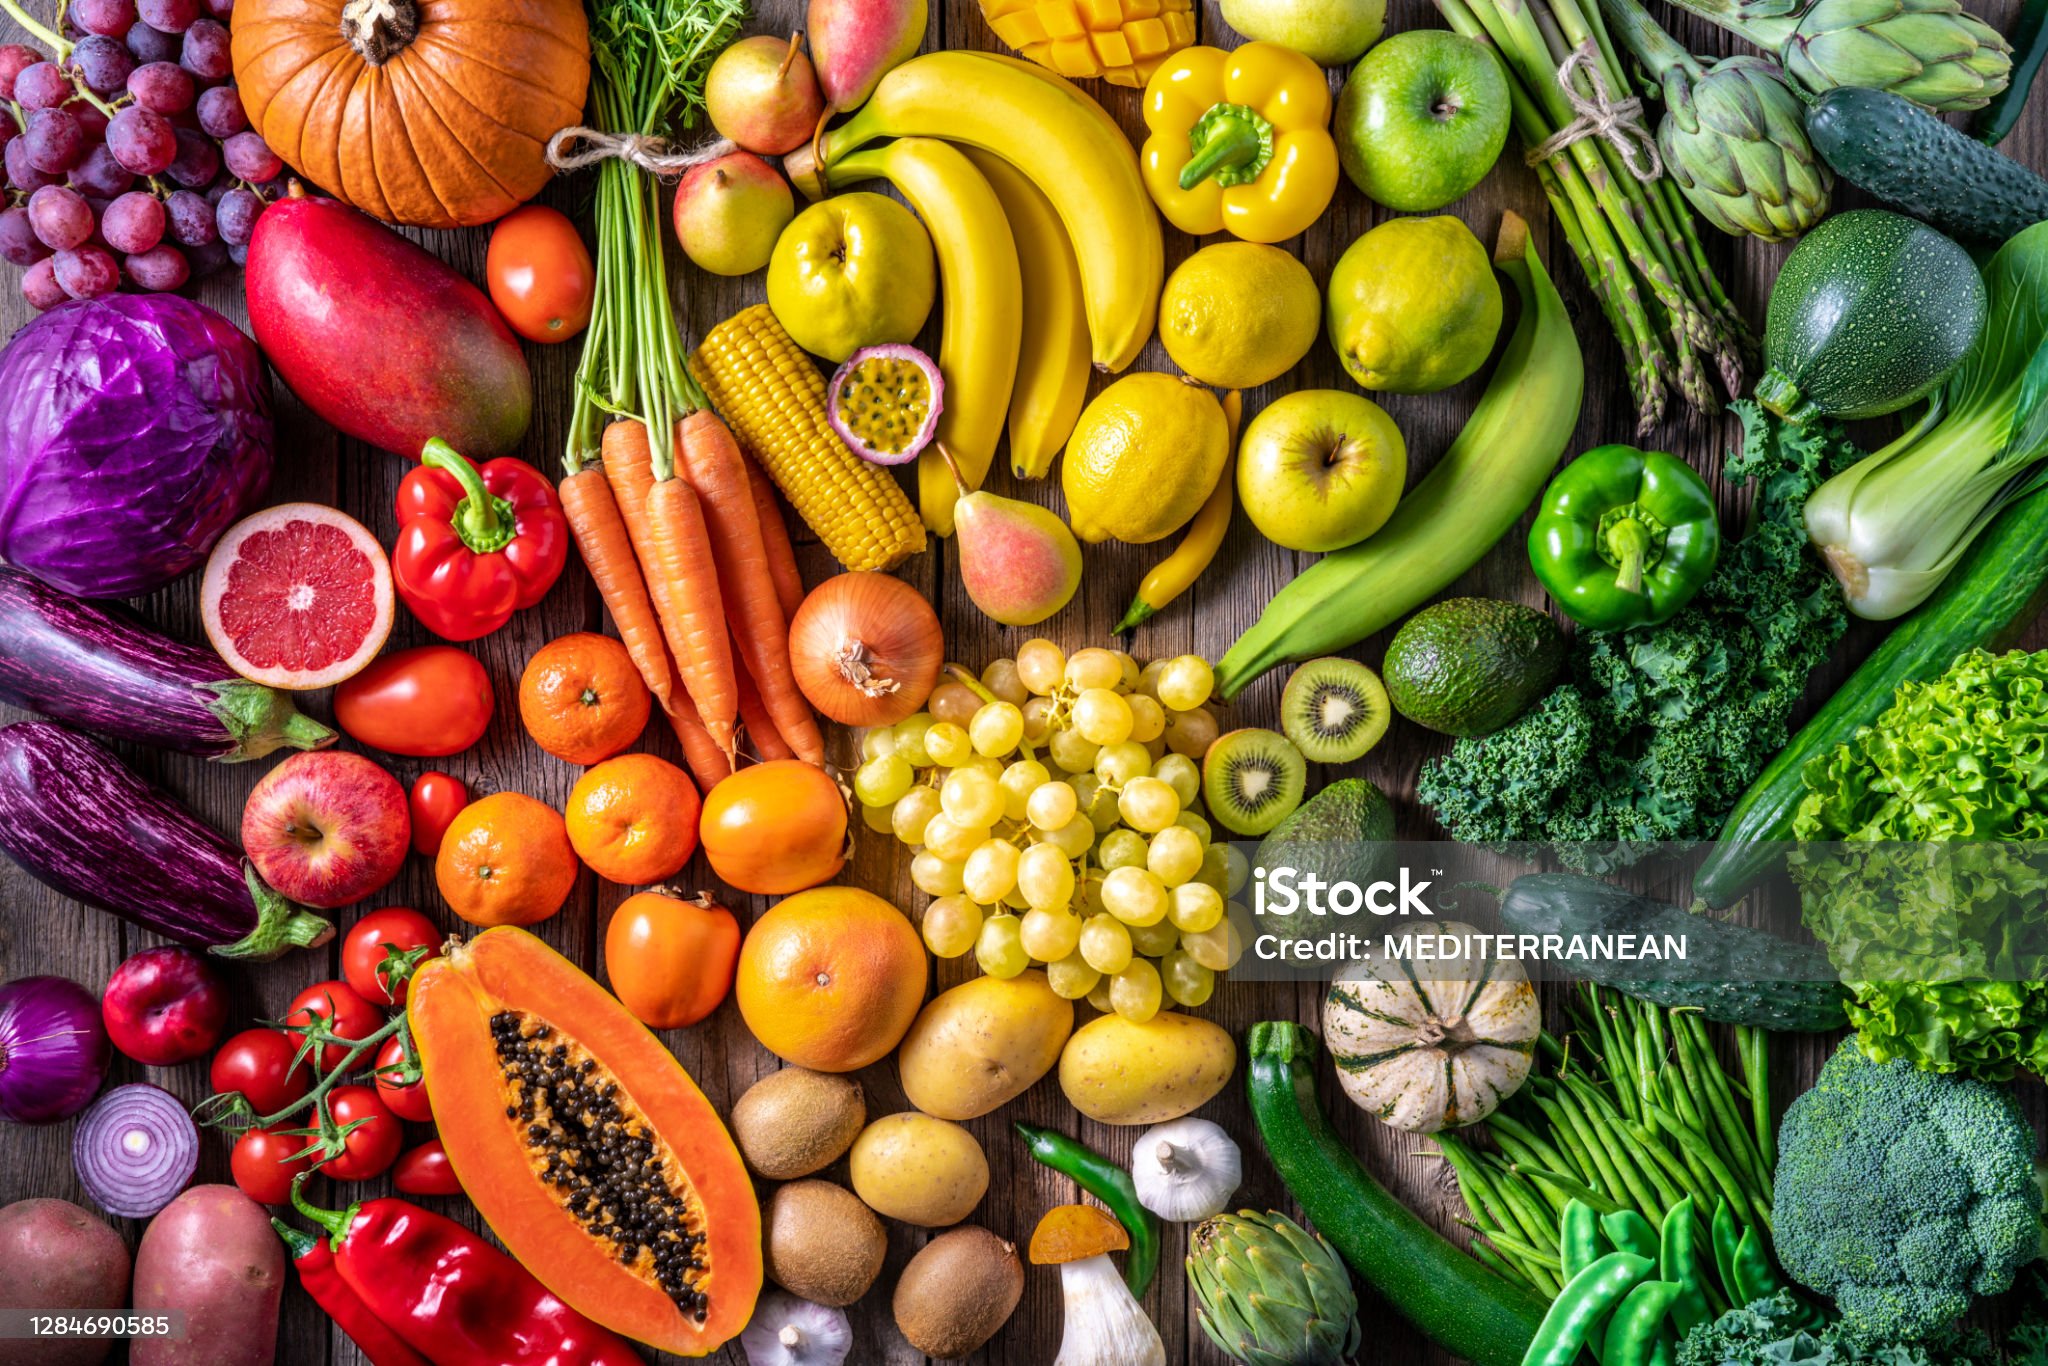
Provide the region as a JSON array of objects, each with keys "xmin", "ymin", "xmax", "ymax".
[{"xmin": 230, "ymin": 0, "xmax": 591, "ymax": 230}]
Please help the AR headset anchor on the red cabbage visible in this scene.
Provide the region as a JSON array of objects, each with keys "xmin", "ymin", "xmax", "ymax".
[{"xmin": 0, "ymin": 295, "xmax": 273, "ymax": 598}]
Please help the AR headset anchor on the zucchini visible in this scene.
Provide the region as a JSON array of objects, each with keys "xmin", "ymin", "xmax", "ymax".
[
  {"xmin": 1247, "ymin": 1020, "xmax": 1545, "ymax": 1366},
  {"xmin": 1752, "ymin": 209, "xmax": 1986, "ymax": 424},
  {"xmin": 1497, "ymin": 874, "xmax": 1848, "ymax": 1032},
  {"xmin": 1696, "ymin": 486, "xmax": 2048, "ymax": 906},
  {"xmin": 1808, "ymin": 86, "xmax": 2048, "ymax": 242}
]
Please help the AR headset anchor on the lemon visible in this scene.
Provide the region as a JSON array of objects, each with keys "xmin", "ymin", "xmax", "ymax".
[
  {"xmin": 1157, "ymin": 243, "xmax": 1321, "ymax": 389},
  {"xmin": 1063, "ymin": 374, "xmax": 1230, "ymax": 545},
  {"xmin": 1326, "ymin": 215, "xmax": 1503, "ymax": 394}
]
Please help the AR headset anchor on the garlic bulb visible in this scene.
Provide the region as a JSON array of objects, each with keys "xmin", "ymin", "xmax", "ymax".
[
  {"xmin": 1130, "ymin": 1117, "xmax": 1241, "ymax": 1222},
  {"xmin": 741, "ymin": 1292, "xmax": 853, "ymax": 1366}
]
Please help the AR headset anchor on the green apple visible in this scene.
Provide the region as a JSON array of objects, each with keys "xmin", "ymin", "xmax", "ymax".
[
  {"xmin": 1219, "ymin": 0, "xmax": 1385, "ymax": 66},
  {"xmin": 1335, "ymin": 30, "xmax": 1510, "ymax": 212},
  {"xmin": 766, "ymin": 191, "xmax": 936, "ymax": 362},
  {"xmin": 672, "ymin": 151, "xmax": 795, "ymax": 278},
  {"xmin": 1237, "ymin": 390, "xmax": 1408, "ymax": 554}
]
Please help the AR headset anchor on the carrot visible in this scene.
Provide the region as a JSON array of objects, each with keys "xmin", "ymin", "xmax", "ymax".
[
  {"xmin": 662, "ymin": 689, "xmax": 732, "ymax": 792},
  {"xmin": 602, "ymin": 419, "xmax": 739, "ymax": 757},
  {"xmin": 558, "ymin": 466, "xmax": 679, "ymax": 709},
  {"xmin": 678, "ymin": 409, "xmax": 825, "ymax": 765},
  {"xmin": 745, "ymin": 454, "xmax": 806, "ymax": 625},
  {"xmin": 732, "ymin": 639, "xmax": 796, "ymax": 762}
]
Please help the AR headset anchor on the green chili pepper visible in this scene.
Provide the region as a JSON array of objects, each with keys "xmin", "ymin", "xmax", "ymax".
[
  {"xmin": 1732, "ymin": 1225, "xmax": 1786, "ymax": 1304},
  {"xmin": 1659, "ymin": 1198, "xmax": 1712, "ymax": 1337},
  {"xmin": 1601, "ymin": 1279, "xmax": 1682, "ymax": 1366},
  {"xmin": 1561, "ymin": 1199, "xmax": 1609, "ymax": 1281},
  {"xmin": 1601, "ymin": 1210, "xmax": 1660, "ymax": 1262},
  {"xmin": 1710, "ymin": 1199, "xmax": 1742, "ymax": 1306},
  {"xmin": 1529, "ymin": 445, "xmax": 1721, "ymax": 630},
  {"xmin": 1523, "ymin": 1252, "xmax": 1656, "ymax": 1366},
  {"xmin": 1014, "ymin": 1122, "xmax": 1159, "ymax": 1294}
]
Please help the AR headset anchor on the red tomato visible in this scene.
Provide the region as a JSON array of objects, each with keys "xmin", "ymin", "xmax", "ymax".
[
  {"xmin": 373, "ymin": 1034, "xmax": 433, "ymax": 1123},
  {"xmin": 231, "ymin": 1126, "xmax": 313, "ymax": 1205},
  {"xmin": 341, "ymin": 907, "xmax": 443, "ymax": 1007},
  {"xmin": 410, "ymin": 772, "xmax": 468, "ymax": 858},
  {"xmin": 486, "ymin": 205, "xmax": 594, "ymax": 344},
  {"xmin": 333, "ymin": 647, "xmax": 494, "ymax": 758},
  {"xmin": 283, "ymin": 980, "xmax": 385, "ymax": 1073},
  {"xmin": 393, "ymin": 1139, "xmax": 463, "ymax": 1197},
  {"xmin": 209, "ymin": 1028, "xmax": 312, "ymax": 1117},
  {"xmin": 322, "ymin": 1086, "xmax": 402, "ymax": 1181}
]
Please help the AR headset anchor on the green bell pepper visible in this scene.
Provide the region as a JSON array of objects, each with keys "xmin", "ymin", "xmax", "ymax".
[{"xmin": 1529, "ymin": 445, "xmax": 1721, "ymax": 631}]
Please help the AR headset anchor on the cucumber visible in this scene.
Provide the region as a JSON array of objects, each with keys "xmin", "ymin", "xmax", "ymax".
[
  {"xmin": 1696, "ymin": 487, "xmax": 2048, "ymax": 907},
  {"xmin": 1752, "ymin": 209, "xmax": 1986, "ymax": 424},
  {"xmin": 1247, "ymin": 1021, "xmax": 1545, "ymax": 1366},
  {"xmin": 1809, "ymin": 86, "xmax": 2048, "ymax": 242},
  {"xmin": 1497, "ymin": 874, "xmax": 1848, "ymax": 1032}
]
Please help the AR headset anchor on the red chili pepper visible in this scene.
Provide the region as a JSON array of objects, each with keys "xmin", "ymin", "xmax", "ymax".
[
  {"xmin": 394, "ymin": 438, "xmax": 568, "ymax": 642},
  {"xmin": 290, "ymin": 1182, "xmax": 641, "ymax": 1366},
  {"xmin": 393, "ymin": 1139, "xmax": 464, "ymax": 1197},
  {"xmin": 274, "ymin": 1218, "xmax": 431, "ymax": 1366}
]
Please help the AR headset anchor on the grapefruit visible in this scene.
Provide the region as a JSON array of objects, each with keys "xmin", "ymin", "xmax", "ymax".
[{"xmin": 202, "ymin": 503, "xmax": 394, "ymax": 690}]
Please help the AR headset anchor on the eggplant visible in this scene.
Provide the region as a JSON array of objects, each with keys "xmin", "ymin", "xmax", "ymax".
[
  {"xmin": 0, "ymin": 723, "xmax": 332, "ymax": 959},
  {"xmin": 0, "ymin": 570, "xmax": 335, "ymax": 762}
]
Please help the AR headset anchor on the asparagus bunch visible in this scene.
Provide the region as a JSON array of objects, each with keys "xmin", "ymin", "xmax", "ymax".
[{"xmin": 1439, "ymin": 0, "xmax": 1753, "ymax": 430}]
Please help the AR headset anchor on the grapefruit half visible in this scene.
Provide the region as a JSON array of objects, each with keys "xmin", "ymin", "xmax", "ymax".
[{"xmin": 202, "ymin": 503, "xmax": 394, "ymax": 690}]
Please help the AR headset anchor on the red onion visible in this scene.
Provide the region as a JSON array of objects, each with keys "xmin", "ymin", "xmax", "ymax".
[
  {"xmin": 0, "ymin": 975, "xmax": 111, "ymax": 1124},
  {"xmin": 72, "ymin": 1084, "xmax": 198, "ymax": 1218}
]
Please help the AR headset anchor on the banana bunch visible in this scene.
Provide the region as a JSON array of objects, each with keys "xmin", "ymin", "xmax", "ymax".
[{"xmin": 786, "ymin": 51, "xmax": 1164, "ymax": 535}]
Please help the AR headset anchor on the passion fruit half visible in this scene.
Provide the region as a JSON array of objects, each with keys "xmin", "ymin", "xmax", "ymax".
[{"xmin": 827, "ymin": 343, "xmax": 944, "ymax": 466}]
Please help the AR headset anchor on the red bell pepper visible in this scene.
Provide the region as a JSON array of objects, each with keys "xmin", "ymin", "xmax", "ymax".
[
  {"xmin": 288, "ymin": 1181, "xmax": 642, "ymax": 1366},
  {"xmin": 274, "ymin": 1219, "xmax": 431, "ymax": 1366},
  {"xmin": 393, "ymin": 1138, "xmax": 463, "ymax": 1197},
  {"xmin": 394, "ymin": 438, "xmax": 568, "ymax": 642}
]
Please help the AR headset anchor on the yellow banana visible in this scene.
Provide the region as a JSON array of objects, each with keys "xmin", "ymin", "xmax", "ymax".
[
  {"xmin": 786, "ymin": 50, "xmax": 1161, "ymax": 374},
  {"xmin": 831, "ymin": 138, "xmax": 1022, "ymax": 538},
  {"xmin": 963, "ymin": 148, "xmax": 1090, "ymax": 481}
]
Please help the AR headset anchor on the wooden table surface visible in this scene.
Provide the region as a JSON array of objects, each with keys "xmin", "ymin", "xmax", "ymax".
[{"xmin": 4, "ymin": 0, "xmax": 2046, "ymax": 1361}]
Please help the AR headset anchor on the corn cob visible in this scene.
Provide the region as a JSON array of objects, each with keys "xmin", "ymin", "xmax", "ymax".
[
  {"xmin": 690, "ymin": 306, "xmax": 927, "ymax": 573},
  {"xmin": 981, "ymin": 0, "xmax": 1196, "ymax": 86}
]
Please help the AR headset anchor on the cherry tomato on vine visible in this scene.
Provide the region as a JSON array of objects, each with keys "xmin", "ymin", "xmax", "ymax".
[
  {"xmin": 410, "ymin": 772, "xmax": 468, "ymax": 859},
  {"xmin": 393, "ymin": 1139, "xmax": 463, "ymax": 1197},
  {"xmin": 486, "ymin": 204, "xmax": 594, "ymax": 343},
  {"xmin": 283, "ymin": 980, "xmax": 385, "ymax": 1073},
  {"xmin": 341, "ymin": 908, "xmax": 443, "ymax": 1007},
  {"xmin": 373, "ymin": 1034, "xmax": 433, "ymax": 1123},
  {"xmin": 209, "ymin": 1028, "xmax": 312, "ymax": 1117},
  {"xmin": 321, "ymin": 1086, "xmax": 402, "ymax": 1181},
  {"xmin": 231, "ymin": 1126, "xmax": 314, "ymax": 1205}
]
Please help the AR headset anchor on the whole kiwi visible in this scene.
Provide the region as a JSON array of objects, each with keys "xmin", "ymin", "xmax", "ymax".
[
  {"xmin": 731, "ymin": 1068, "xmax": 866, "ymax": 1179},
  {"xmin": 892, "ymin": 1225, "xmax": 1024, "ymax": 1359},
  {"xmin": 762, "ymin": 1180, "xmax": 886, "ymax": 1308}
]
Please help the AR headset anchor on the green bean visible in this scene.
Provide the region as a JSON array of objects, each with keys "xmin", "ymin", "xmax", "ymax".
[
  {"xmin": 1675, "ymin": 1014, "xmax": 1771, "ymax": 1200},
  {"xmin": 1533, "ymin": 1092, "xmax": 1617, "ymax": 1198},
  {"xmin": 1601, "ymin": 1209, "xmax": 1660, "ymax": 1261},
  {"xmin": 1601, "ymin": 1279, "xmax": 1682, "ymax": 1366},
  {"xmin": 1622, "ymin": 1119, "xmax": 1716, "ymax": 1214},
  {"xmin": 1562, "ymin": 1199, "xmax": 1609, "ymax": 1281},
  {"xmin": 1659, "ymin": 1197, "xmax": 1712, "ymax": 1337},
  {"xmin": 1488, "ymin": 1108, "xmax": 1578, "ymax": 1179},
  {"xmin": 1647, "ymin": 1103, "xmax": 1752, "ymax": 1218},
  {"xmin": 1515, "ymin": 1165, "xmax": 1623, "ymax": 1214},
  {"xmin": 1732, "ymin": 1225, "xmax": 1786, "ymax": 1305},
  {"xmin": 1436, "ymin": 1134, "xmax": 1528, "ymax": 1255},
  {"xmin": 1467, "ymin": 1222, "xmax": 1565, "ymax": 1295},
  {"xmin": 1495, "ymin": 1170, "xmax": 1567, "ymax": 1256},
  {"xmin": 1739, "ymin": 1027, "xmax": 1774, "ymax": 1171},
  {"xmin": 1562, "ymin": 1075, "xmax": 1668, "ymax": 1215},
  {"xmin": 1711, "ymin": 1199, "xmax": 1742, "ymax": 1306},
  {"xmin": 1523, "ymin": 1252, "xmax": 1656, "ymax": 1366},
  {"xmin": 1470, "ymin": 1234, "xmax": 1538, "ymax": 1292}
]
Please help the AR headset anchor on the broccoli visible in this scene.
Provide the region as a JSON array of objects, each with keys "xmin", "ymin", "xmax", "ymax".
[
  {"xmin": 1676, "ymin": 1290, "xmax": 1998, "ymax": 1365},
  {"xmin": 1773, "ymin": 1039, "xmax": 2043, "ymax": 1343}
]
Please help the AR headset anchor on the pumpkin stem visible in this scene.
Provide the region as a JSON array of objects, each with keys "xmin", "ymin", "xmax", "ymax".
[{"xmin": 341, "ymin": 0, "xmax": 420, "ymax": 65}]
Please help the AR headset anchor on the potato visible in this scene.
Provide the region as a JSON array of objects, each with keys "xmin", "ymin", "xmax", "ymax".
[
  {"xmin": 897, "ymin": 971, "xmax": 1072, "ymax": 1120},
  {"xmin": 0, "ymin": 1199, "xmax": 129, "ymax": 1366},
  {"xmin": 131, "ymin": 1186, "xmax": 284, "ymax": 1366},
  {"xmin": 1058, "ymin": 1011, "xmax": 1236, "ymax": 1125},
  {"xmin": 849, "ymin": 1112, "xmax": 989, "ymax": 1227}
]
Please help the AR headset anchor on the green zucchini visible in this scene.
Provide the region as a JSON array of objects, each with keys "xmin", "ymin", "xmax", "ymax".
[
  {"xmin": 1752, "ymin": 209, "xmax": 1986, "ymax": 424},
  {"xmin": 1810, "ymin": 85, "xmax": 2048, "ymax": 241},
  {"xmin": 1695, "ymin": 486, "xmax": 2048, "ymax": 907},
  {"xmin": 1247, "ymin": 1020, "xmax": 1546, "ymax": 1366},
  {"xmin": 1497, "ymin": 874, "xmax": 1847, "ymax": 1032}
]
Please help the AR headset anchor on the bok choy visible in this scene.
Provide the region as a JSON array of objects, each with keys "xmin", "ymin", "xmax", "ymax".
[{"xmin": 1805, "ymin": 220, "xmax": 2048, "ymax": 618}]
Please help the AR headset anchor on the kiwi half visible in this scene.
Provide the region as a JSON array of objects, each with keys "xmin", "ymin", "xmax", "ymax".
[
  {"xmin": 1281, "ymin": 657, "xmax": 1391, "ymax": 764},
  {"xmin": 1203, "ymin": 728, "xmax": 1307, "ymax": 836}
]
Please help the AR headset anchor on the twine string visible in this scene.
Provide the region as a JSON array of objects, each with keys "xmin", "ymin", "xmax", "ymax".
[
  {"xmin": 545, "ymin": 128, "xmax": 736, "ymax": 179},
  {"xmin": 1525, "ymin": 41, "xmax": 1663, "ymax": 181}
]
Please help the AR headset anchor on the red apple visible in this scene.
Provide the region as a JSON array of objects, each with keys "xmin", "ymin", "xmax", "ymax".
[
  {"xmin": 102, "ymin": 947, "xmax": 230, "ymax": 1066},
  {"xmin": 705, "ymin": 33, "xmax": 826, "ymax": 156},
  {"xmin": 241, "ymin": 751, "xmax": 409, "ymax": 909},
  {"xmin": 673, "ymin": 151, "xmax": 794, "ymax": 277}
]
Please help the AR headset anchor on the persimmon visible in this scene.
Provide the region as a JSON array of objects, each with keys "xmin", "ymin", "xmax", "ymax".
[
  {"xmin": 566, "ymin": 754, "xmax": 701, "ymax": 886},
  {"xmin": 435, "ymin": 792, "xmax": 579, "ymax": 927},
  {"xmin": 698, "ymin": 760, "xmax": 846, "ymax": 895},
  {"xmin": 519, "ymin": 631, "xmax": 652, "ymax": 766},
  {"xmin": 604, "ymin": 890, "xmax": 740, "ymax": 1029}
]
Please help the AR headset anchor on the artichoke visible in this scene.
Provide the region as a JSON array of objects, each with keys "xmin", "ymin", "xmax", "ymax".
[
  {"xmin": 1188, "ymin": 1211, "xmax": 1361, "ymax": 1366},
  {"xmin": 1661, "ymin": 56, "xmax": 1833, "ymax": 241}
]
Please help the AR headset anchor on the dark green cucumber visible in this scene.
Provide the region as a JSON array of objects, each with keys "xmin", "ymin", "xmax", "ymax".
[
  {"xmin": 1498, "ymin": 874, "xmax": 1847, "ymax": 1032},
  {"xmin": 1971, "ymin": 0, "xmax": 2048, "ymax": 146},
  {"xmin": 1696, "ymin": 487, "xmax": 2048, "ymax": 907},
  {"xmin": 1247, "ymin": 1020, "xmax": 1545, "ymax": 1366},
  {"xmin": 1809, "ymin": 86, "xmax": 2048, "ymax": 242}
]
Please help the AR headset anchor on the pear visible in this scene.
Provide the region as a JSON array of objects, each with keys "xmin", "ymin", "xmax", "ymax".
[
  {"xmin": 808, "ymin": 0, "xmax": 927, "ymax": 111},
  {"xmin": 942, "ymin": 447, "xmax": 1081, "ymax": 627}
]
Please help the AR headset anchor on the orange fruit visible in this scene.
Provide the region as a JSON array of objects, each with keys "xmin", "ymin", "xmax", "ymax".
[
  {"xmin": 735, "ymin": 886, "xmax": 926, "ymax": 1071},
  {"xmin": 699, "ymin": 760, "xmax": 847, "ymax": 895},
  {"xmin": 605, "ymin": 890, "xmax": 740, "ymax": 1029},
  {"xmin": 565, "ymin": 754, "xmax": 702, "ymax": 886},
  {"xmin": 519, "ymin": 632, "xmax": 652, "ymax": 765},
  {"xmin": 436, "ymin": 792, "xmax": 580, "ymax": 927}
]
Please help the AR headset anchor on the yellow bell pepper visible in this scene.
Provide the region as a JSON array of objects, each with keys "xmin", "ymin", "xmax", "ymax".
[{"xmin": 1140, "ymin": 42, "xmax": 1338, "ymax": 245}]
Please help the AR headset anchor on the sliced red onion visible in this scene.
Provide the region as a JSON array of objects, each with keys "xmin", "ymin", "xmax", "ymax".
[
  {"xmin": 0, "ymin": 975, "xmax": 111, "ymax": 1124},
  {"xmin": 72, "ymin": 1083, "xmax": 198, "ymax": 1218}
]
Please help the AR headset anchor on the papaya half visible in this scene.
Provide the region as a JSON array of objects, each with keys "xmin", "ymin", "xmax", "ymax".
[{"xmin": 409, "ymin": 927, "xmax": 761, "ymax": 1355}]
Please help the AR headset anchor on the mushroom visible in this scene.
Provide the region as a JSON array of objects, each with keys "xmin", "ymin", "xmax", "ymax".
[
  {"xmin": 739, "ymin": 1291, "xmax": 852, "ymax": 1366},
  {"xmin": 1030, "ymin": 1203, "xmax": 1166, "ymax": 1366},
  {"xmin": 1130, "ymin": 1117, "xmax": 1241, "ymax": 1222}
]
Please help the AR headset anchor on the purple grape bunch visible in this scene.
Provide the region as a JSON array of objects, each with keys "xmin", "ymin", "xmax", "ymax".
[{"xmin": 0, "ymin": 0, "xmax": 282, "ymax": 308}]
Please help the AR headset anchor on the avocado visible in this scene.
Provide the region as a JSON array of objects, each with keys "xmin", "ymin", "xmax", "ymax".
[
  {"xmin": 1254, "ymin": 778, "xmax": 1397, "ymax": 937},
  {"xmin": 1382, "ymin": 598, "xmax": 1565, "ymax": 737}
]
